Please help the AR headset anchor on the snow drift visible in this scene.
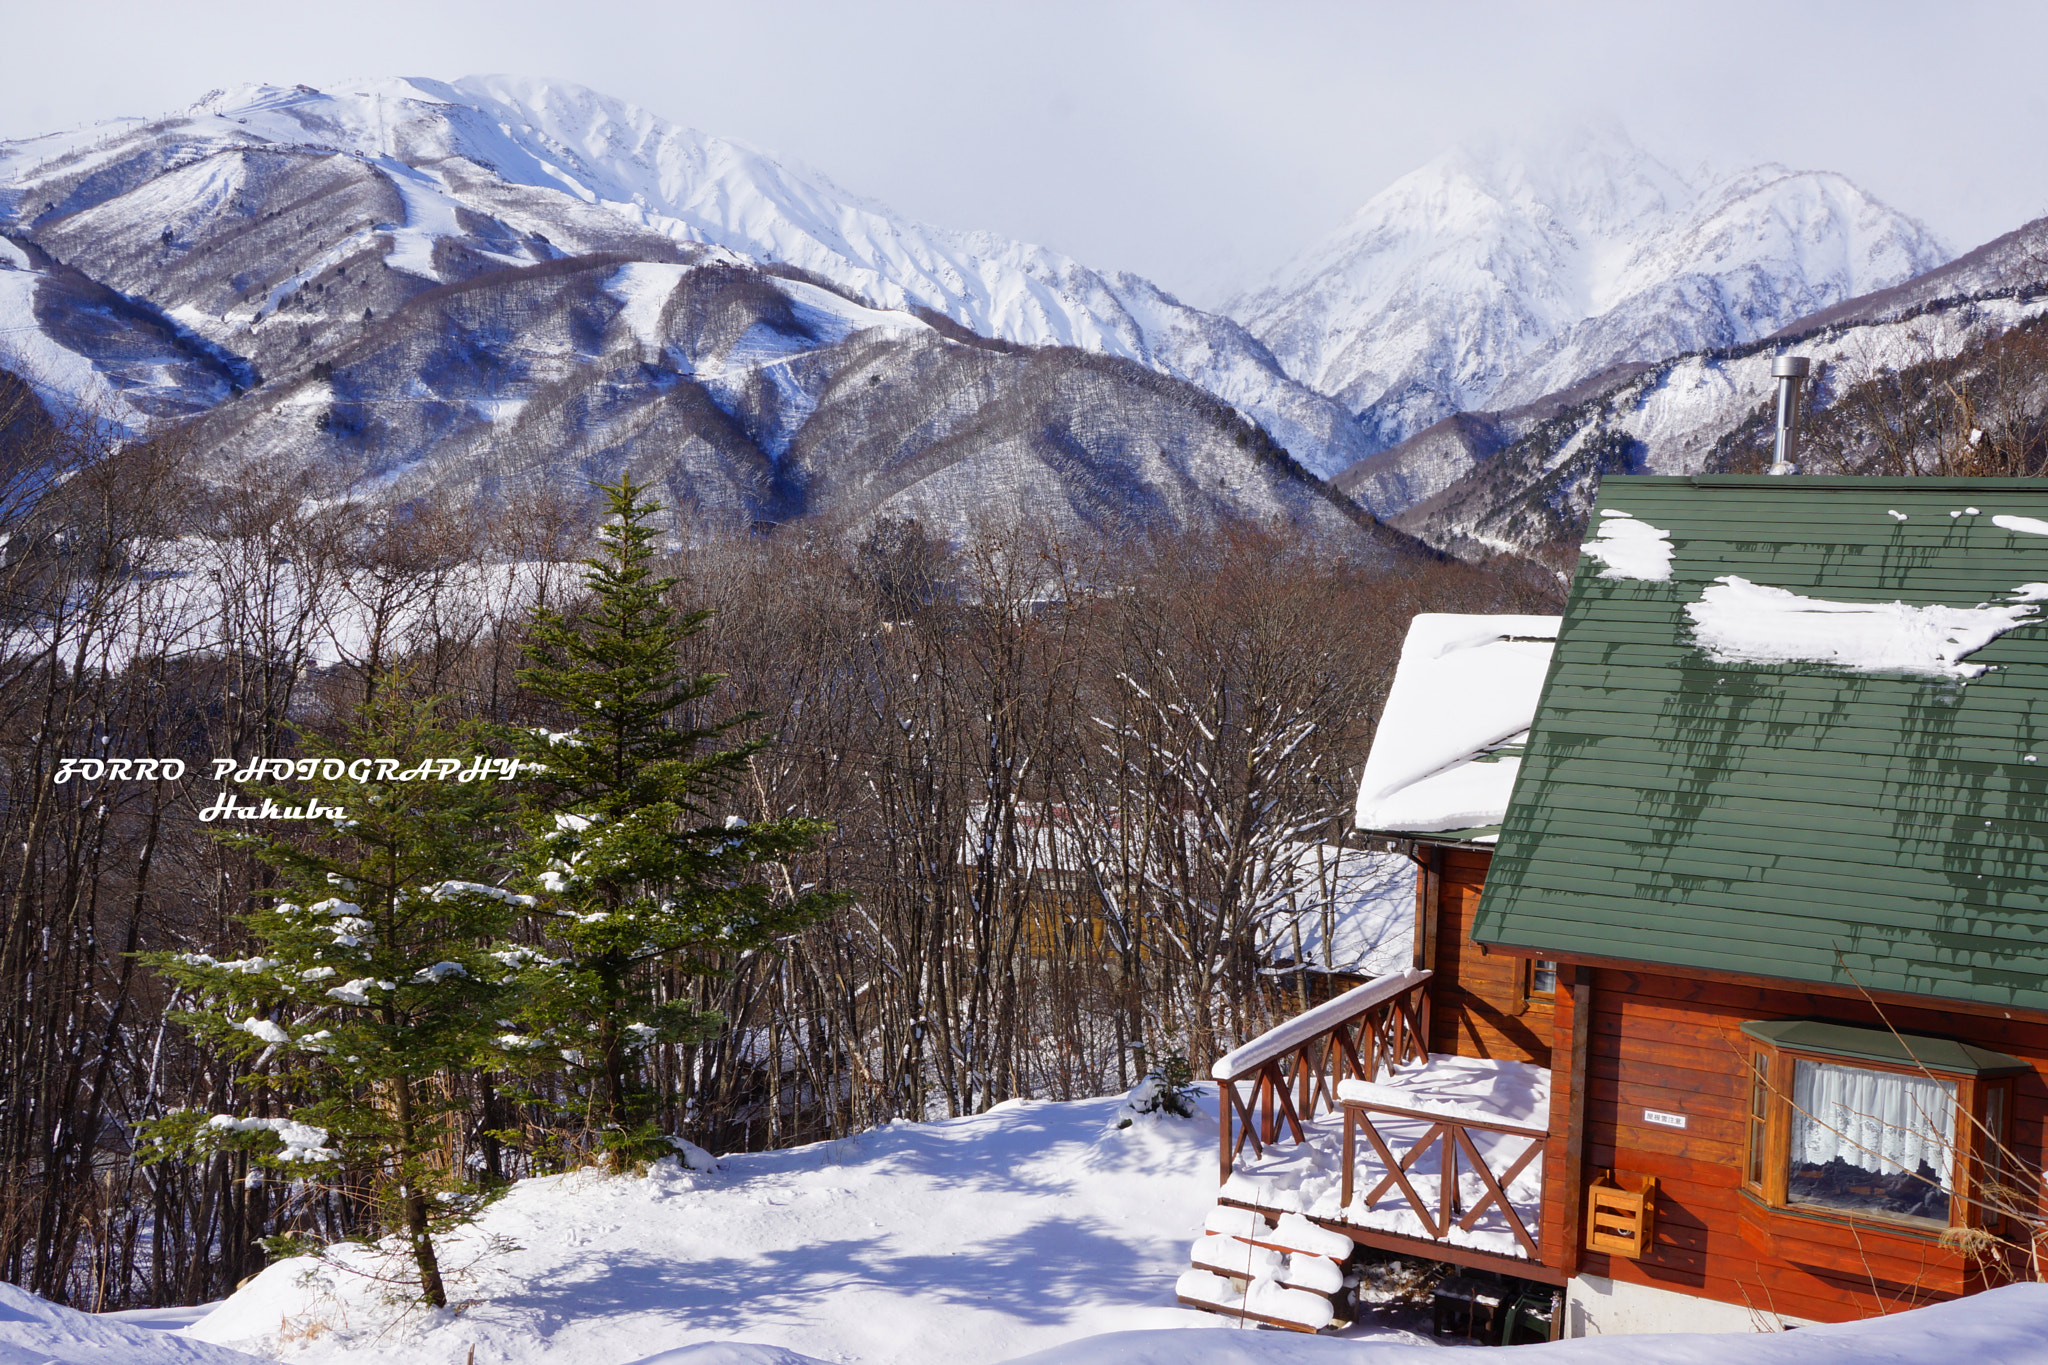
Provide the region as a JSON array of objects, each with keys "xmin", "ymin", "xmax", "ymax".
[{"xmin": 0, "ymin": 1282, "xmax": 260, "ymax": 1365}]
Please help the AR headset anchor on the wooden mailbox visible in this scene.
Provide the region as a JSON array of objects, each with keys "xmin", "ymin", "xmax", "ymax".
[{"xmin": 1585, "ymin": 1170, "xmax": 1657, "ymax": 1258}]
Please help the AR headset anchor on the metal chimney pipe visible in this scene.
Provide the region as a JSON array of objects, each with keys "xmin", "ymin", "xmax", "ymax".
[{"xmin": 1770, "ymin": 356, "xmax": 1810, "ymax": 475}]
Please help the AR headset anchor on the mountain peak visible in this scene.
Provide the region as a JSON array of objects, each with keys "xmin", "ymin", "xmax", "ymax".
[
  {"xmin": 1233, "ymin": 123, "xmax": 1949, "ymax": 461},
  {"xmin": 0, "ymin": 75, "xmax": 1383, "ymax": 485}
]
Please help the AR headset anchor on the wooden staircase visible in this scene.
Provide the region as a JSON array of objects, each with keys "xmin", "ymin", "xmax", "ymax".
[
  {"xmin": 1177, "ymin": 970, "xmax": 1431, "ymax": 1332},
  {"xmin": 1175, "ymin": 1203, "xmax": 1354, "ymax": 1332}
]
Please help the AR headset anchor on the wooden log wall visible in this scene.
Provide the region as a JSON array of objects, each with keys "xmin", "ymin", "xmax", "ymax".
[
  {"xmin": 1572, "ymin": 967, "xmax": 2048, "ymax": 1324},
  {"xmin": 1423, "ymin": 848, "xmax": 1553, "ymax": 1067}
]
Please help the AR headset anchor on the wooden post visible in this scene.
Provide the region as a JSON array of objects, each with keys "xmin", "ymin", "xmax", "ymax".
[
  {"xmin": 1415, "ymin": 847, "xmax": 1440, "ymax": 975},
  {"xmin": 1546, "ymin": 965, "xmax": 1593, "ymax": 1276},
  {"xmin": 1219, "ymin": 1076, "xmax": 1234, "ymax": 1185},
  {"xmin": 1438, "ymin": 1127, "xmax": 1454, "ymax": 1237},
  {"xmin": 1414, "ymin": 847, "xmax": 1440, "ymax": 1061},
  {"xmin": 1340, "ymin": 1105, "xmax": 1356, "ymax": 1210},
  {"xmin": 1418, "ymin": 988, "xmax": 1432, "ymax": 1063}
]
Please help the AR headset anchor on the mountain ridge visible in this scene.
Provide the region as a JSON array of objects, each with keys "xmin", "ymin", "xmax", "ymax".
[
  {"xmin": 0, "ymin": 76, "xmax": 1377, "ymax": 480},
  {"xmin": 1232, "ymin": 124, "xmax": 1949, "ymax": 470},
  {"xmin": 1377, "ymin": 247, "xmax": 2048, "ymax": 560}
]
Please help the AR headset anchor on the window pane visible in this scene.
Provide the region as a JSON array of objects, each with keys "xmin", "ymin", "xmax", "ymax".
[
  {"xmin": 1984, "ymin": 1084, "xmax": 2009, "ymax": 1230},
  {"xmin": 1531, "ymin": 960, "xmax": 1558, "ymax": 995},
  {"xmin": 1788, "ymin": 1058, "xmax": 1955, "ymax": 1224},
  {"xmin": 1747, "ymin": 1054, "xmax": 1768, "ymax": 1188}
]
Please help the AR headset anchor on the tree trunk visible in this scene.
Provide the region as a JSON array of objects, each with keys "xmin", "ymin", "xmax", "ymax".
[{"xmin": 390, "ymin": 1075, "xmax": 447, "ymax": 1308}]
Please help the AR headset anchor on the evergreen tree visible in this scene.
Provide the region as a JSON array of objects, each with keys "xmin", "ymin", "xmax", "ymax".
[
  {"xmin": 501, "ymin": 476, "xmax": 838, "ymax": 1170},
  {"xmin": 146, "ymin": 690, "xmax": 523, "ymax": 1307}
]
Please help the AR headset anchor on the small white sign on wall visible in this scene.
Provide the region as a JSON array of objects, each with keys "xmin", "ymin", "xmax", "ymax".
[{"xmin": 1642, "ymin": 1109, "xmax": 1688, "ymax": 1130}]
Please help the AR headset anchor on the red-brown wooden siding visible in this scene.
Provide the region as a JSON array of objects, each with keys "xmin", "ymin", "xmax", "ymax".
[
  {"xmin": 1425, "ymin": 848, "xmax": 1552, "ymax": 1068},
  {"xmin": 1415, "ymin": 843, "xmax": 2046, "ymax": 1323},
  {"xmin": 1573, "ymin": 967, "xmax": 2044, "ymax": 1323}
]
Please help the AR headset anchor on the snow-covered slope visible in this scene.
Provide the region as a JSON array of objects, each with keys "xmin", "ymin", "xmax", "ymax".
[
  {"xmin": 0, "ymin": 1282, "xmax": 261, "ymax": 1365},
  {"xmin": 0, "ymin": 235, "xmax": 240, "ymax": 429},
  {"xmin": 0, "ymin": 82, "xmax": 1406, "ymax": 551},
  {"xmin": 1235, "ymin": 124, "xmax": 1948, "ymax": 464},
  {"xmin": 161, "ymin": 1078, "xmax": 2048, "ymax": 1365},
  {"xmin": 0, "ymin": 77, "xmax": 1372, "ymax": 478},
  {"xmin": 177, "ymin": 1086, "xmax": 1422, "ymax": 1365},
  {"xmin": 1390, "ymin": 289, "xmax": 2048, "ymax": 558}
]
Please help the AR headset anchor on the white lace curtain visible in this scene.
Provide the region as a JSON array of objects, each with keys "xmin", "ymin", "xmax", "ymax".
[{"xmin": 1790, "ymin": 1058, "xmax": 1956, "ymax": 1186}]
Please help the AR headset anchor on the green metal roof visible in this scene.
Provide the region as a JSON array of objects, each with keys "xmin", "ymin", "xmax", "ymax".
[
  {"xmin": 1737, "ymin": 1019, "xmax": 2027, "ymax": 1075},
  {"xmin": 1471, "ymin": 476, "xmax": 2048, "ymax": 1014}
]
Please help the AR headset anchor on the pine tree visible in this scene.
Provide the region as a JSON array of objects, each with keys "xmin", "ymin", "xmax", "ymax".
[
  {"xmin": 501, "ymin": 476, "xmax": 838, "ymax": 1170},
  {"xmin": 146, "ymin": 690, "xmax": 523, "ymax": 1307}
]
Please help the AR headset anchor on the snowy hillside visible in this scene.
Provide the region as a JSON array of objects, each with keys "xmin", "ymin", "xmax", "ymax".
[
  {"xmin": 1390, "ymin": 289, "xmax": 2048, "ymax": 558},
  {"xmin": 0, "ymin": 81, "xmax": 1407, "ymax": 550},
  {"xmin": 1234, "ymin": 124, "xmax": 1948, "ymax": 470},
  {"xmin": 0, "ymin": 1282, "xmax": 261, "ymax": 1364},
  {"xmin": 179, "ymin": 1087, "xmax": 1284, "ymax": 1365},
  {"xmin": 0, "ymin": 77, "xmax": 1372, "ymax": 479},
  {"xmin": 127, "ymin": 1082, "xmax": 2048, "ymax": 1365}
]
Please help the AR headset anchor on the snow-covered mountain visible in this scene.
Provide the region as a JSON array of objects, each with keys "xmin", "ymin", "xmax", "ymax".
[
  {"xmin": 1233, "ymin": 124, "xmax": 1950, "ymax": 465},
  {"xmin": 1389, "ymin": 280, "xmax": 2048, "ymax": 560},
  {"xmin": 0, "ymin": 76, "xmax": 1374, "ymax": 479}
]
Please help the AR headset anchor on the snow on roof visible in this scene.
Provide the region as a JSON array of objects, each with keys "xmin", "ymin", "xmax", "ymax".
[
  {"xmin": 1354, "ymin": 614, "xmax": 1560, "ymax": 837},
  {"xmin": 1685, "ymin": 574, "xmax": 2042, "ymax": 680},
  {"xmin": 1580, "ymin": 508, "xmax": 1674, "ymax": 582}
]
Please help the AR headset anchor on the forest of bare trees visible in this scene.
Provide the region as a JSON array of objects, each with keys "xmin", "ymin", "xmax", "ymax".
[
  {"xmin": 1715, "ymin": 314, "xmax": 2048, "ymax": 478},
  {"xmin": 0, "ymin": 376, "xmax": 1559, "ymax": 1309}
]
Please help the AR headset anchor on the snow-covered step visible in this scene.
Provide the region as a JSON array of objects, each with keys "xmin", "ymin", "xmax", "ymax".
[
  {"xmin": 1182, "ymin": 1201, "xmax": 1351, "ymax": 1333},
  {"xmin": 1221, "ymin": 1170, "xmax": 1305, "ymax": 1213},
  {"xmin": 1277, "ymin": 1252, "xmax": 1343, "ymax": 1295},
  {"xmin": 1202, "ymin": 1204, "xmax": 1272, "ymax": 1240},
  {"xmin": 1190, "ymin": 1234, "xmax": 1343, "ymax": 1295},
  {"xmin": 1258, "ymin": 1211, "xmax": 1353, "ymax": 1260},
  {"xmin": 1208, "ymin": 1204, "xmax": 1353, "ymax": 1258},
  {"xmin": 1193, "ymin": 1232, "xmax": 1283, "ymax": 1281},
  {"xmin": 1175, "ymin": 1268, "xmax": 1336, "ymax": 1333}
]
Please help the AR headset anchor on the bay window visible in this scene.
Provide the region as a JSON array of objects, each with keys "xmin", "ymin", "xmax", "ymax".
[{"xmin": 1740, "ymin": 1019, "xmax": 2024, "ymax": 1233}]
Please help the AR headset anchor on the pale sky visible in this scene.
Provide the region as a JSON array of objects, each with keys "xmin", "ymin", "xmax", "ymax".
[{"xmin": 5, "ymin": 0, "xmax": 2044, "ymax": 308}]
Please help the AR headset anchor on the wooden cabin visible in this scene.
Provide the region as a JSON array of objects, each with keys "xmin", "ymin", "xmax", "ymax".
[
  {"xmin": 1180, "ymin": 478, "xmax": 2048, "ymax": 1339},
  {"xmin": 1179, "ymin": 612, "xmax": 1564, "ymax": 1333}
]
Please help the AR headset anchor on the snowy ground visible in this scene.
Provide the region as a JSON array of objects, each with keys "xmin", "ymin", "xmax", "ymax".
[
  {"xmin": 988, "ymin": 1289, "xmax": 2048, "ymax": 1364},
  {"xmin": 0, "ymin": 1282, "xmax": 259, "ymax": 1365},
  {"xmin": 183, "ymin": 1085, "xmax": 1423, "ymax": 1365},
  {"xmin": 10, "ymin": 1079, "xmax": 2029, "ymax": 1365}
]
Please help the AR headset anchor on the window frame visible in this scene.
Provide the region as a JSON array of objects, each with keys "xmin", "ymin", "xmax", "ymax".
[
  {"xmin": 1739, "ymin": 1020, "xmax": 2023, "ymax": 1235},
  {"xmin": 1524, "ymin": 957, "xmax": 1559, "ymax": 1003}
]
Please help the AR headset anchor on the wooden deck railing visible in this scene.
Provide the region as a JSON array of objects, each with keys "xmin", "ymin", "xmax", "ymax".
[
  {"xmin": 1212, "ymin": 968, "xmax": 1432, "ymax": 1183},
  {"xmin": 1339, "ymin": 1092, "xmax": 1547, "ymax": 1259}
]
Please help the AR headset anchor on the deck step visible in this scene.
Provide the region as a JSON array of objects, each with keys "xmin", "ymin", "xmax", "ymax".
[
  {"xmin": 1257, "ymin": 1211, "xmax": 1354, "ymax": 1260},
  {"xmin": 1202, "ymin": 1205, "xmax": 1270, "ymax": 1239},
  {"xmin": 1175, "ymin": 1268, "xmax": 1336, "ymax": 1332},
  {"xmin": 1182, "ymin": 1203, "xmax": 1350, "ymax": 1333},
  {"xmin": 1191, "ymin": 1234, "xmax": 1343, "ymax": 1294},
  {"xmin": 1207, "ymin": 1204, "xmax": 1354, "ymax": 1259}
]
